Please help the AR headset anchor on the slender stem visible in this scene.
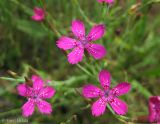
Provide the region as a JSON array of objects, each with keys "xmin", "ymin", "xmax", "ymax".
[
  {"xmin": 38, "ymin": 0, "xmax": 43, "ymax": 7},
  {"xmin": 107, "ymin": 104, "xmax": 115, "ymax": 114},
  {"xmin": 11, "ymin": 0, "xmax": 33, "ymax": 15},
  {"xmin": 39, "ymin": 0, "xmax": 61, "ymax": 37},
  {"xmin": 41, "ymin": 0, "xmax": 47, "ymax": 16},
  {"xmin": 145, "ymin": 0, "xmax": 160, "ymax": 7},
  {"xmin": 132, "ymin": 80, "xmax": 152, "ymax": 98},
  {"xmin": 73, "ymin": 0, "xmax": 95, "ymax": 26},
  {"xmin": 76, "ymin": 64, "xmax": 94, "ymax": 78},
  {"xmin": 0, "ymin": 77, "xmax": 24, "ymax": 82},
  {"xmin": 102, "ymin": 3, "xmax": 109, "ymax": 21},
  {"xmin": 50, "ymin": 75, "xmax": 87, "ymax": 86},
  {"xmin": 45, "ymin": 16, "xmax": 61, "ymax": 37},
  {"xmin": 107, "ymin": 104, "xmax": 133, "ymax": 123}
]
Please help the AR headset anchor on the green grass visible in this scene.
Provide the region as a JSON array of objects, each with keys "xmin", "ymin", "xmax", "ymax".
[{"xmin": 0, "ymin": 0, "xmax": 160, "ymax": 123}]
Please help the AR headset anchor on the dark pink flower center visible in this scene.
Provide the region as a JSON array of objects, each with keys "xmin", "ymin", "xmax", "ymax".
[
  {"xmin": 31, "ymin": 90, "xmax": 40, "ymax": 99},
  {"xmin": 81, "ymin": 39, "xmax": 88, "ymax": 45},
  {"xmin": 103, "ymin": 89, "xmax": 115, "ymax": 102},
  {"xmin": 35, "ymin": 9, "xmax": 44, "ymax": 16},
  {"xmin": 77, "ymin": 36, "xmax": 88, "ymax": 47},
  {"xmin": 104, "ymin": 90, "xmax": 110, "ymax": 97},
  {"xmin": 33, "ymin": 94, "xmax": 38, "ymax": 99}
]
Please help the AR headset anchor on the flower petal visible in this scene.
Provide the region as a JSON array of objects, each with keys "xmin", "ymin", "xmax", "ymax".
[
  {"xmin": 82, "ymin": 84, "xmax": 103, "ymax": 98},
  {"xmin": 72, "ymin": 20, "xmax": 85, "ymax": 40},
  {"xmin": 111, "ymin": 82, "xmax": 131, "ymax": 96},
  {"xmin": 149, "ymin": 96, "xmax": 160, "ymax": 123},
  {"xmin": 98, "ymin": 70, "xmax": 111, "ymax": 90},
  {"xmin": 32, "ymin": 75, "xmax": 44, "ymax": 92},
  {"xmin": 31, "ymin": 7, "xmax": 45, "ymax": 21},
  {"xmin": 34, "ymin": 7, "xmax": 44, "ymax": 15},
  {"xmin": 97, "ymin": 0, "xmax": 114, "ymax": 4},
  {"xmin": 56, "ymin": 36, "xmax": 77, "ymax": 50},
  {"xmin": 17, "ymin": 84, "xmax": 33, "ymax": 97},
  {"xmin": 87, "ymin": 24, "xmax": 105, "ymax": 42},
  {"xmin": 91, "ymin": 97, "xmax": 107, "ymax": 117},
  {"xmin": 86, "ymin": 44, "xmax": 107, "ymax": 59},
  {"xmin": 67, "ymin": 46, "xmax": 84, "ymax": 64},
  {"xmin": 107, "ymin": 0, "xmax": 114, "ymax": 3},
  {"xmin": 39, "ymin": 86, "xmax": 56, "ymax": 99},
  {"xmin": 109, "ymin": 98, "xmax": 128, "ymax": 115},
  {"xmin": 32, "ymin": 15, "xmax": 44, "ymax": 21},
  {"xmin": 22, "ymin": 99, "xmax": 35, "ymax": 117},
  {"xmin": 37, "ymin": 100, "xmax": 52, "ymax": 114}
]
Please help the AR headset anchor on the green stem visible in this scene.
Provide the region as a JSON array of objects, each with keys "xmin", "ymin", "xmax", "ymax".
[
  {"xmin": 145, "ymin": 0, "xmax": 160, "ymax": 6},
  {"xmin": 107, "ymin": 104, "xmax": 132, "ymax": 123},
  {"xmin": 73, "ymin": 0, "xmax": 95, "ymax": 26},
  {"xmin": 102, "ymin": 3, "xmax": 109, "ymax": 22},
  {"xmin": 76, "ymin": 64, "xmax": 94, "ymax": 78},
  {"xmin": 132, "ymin": 80, "xmax": 152, "ymax": 98},
  {"xmin": 45, "ymin": 14, "xmax": 61, "ymax": 37},
  {"xmin": 0, "ymin": 77, "xmax": 24, "ymax": 82},
  {"xmin": 50, "ymin": 75, "xmax": 88, "ymax": 87},
  {"xmin": 39, "ymin": 0, "xmax": 44, "ymax": 7},
  {"xmin": 11, "ymin": 0, "xmax": 33, "ymax": 15}
]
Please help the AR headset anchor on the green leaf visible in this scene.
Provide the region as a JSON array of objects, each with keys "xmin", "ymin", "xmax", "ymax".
[
  {"xmin": 15, "ymin": 20, "xmax": 48, "ymax": 38},
  {"xmin": 132, "ymin": 80, "xmax": 152, "ymax": 98},
  {"xmin": 147, "ymin": 0, "xmax": 160, "ymax": 4},
  {"xmin": 0, "ymin": 77, "xmax": 24, "ymax": 82}
]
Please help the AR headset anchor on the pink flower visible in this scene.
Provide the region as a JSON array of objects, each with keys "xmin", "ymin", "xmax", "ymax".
[
  {"xmin": 148, "ymin": 96, "xmax": 160, "ymax": 123},
  {"xmin": 82, "ymin": 70, "xmax": 131, "ymax": 117},
  {"xmin": 31, "ymin": 7, "xmax": 45, "ymax": 21},
  {"xmin": 17, "ymin": 75, "xmax": 56, "ymax": 117},
  {"xmin": 57, "ymin": 20, "xmax": 107, "ymax": 64},
  {"xmin": 97, "ymin": 0, "xmax": 114, "ymax": 4}
]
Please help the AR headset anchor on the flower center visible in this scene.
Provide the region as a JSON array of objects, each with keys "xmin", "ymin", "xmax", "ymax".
[
  {"xmin": 103, "ymin": 90, "xmax": 115, "ymax": 103},
  {"xmin": 81, "ymin": 40, "xmax": 88, "ymax": 46},
  {"xmin": 104, "ymin": 90, "xmax": 110, "ymax": 97},
  {"xmin": 31, "ymin": 90, "xmax": 40, "ymax": 99},
  {"xmin": 33, "ymin": 94, "xmax": 38, "ymax": 99},
  {"xmin": 78, "ymin": 37, "xmax": 88, "ymax": 47}
]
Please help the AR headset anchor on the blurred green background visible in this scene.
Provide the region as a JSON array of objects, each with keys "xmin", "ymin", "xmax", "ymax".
[{"xmin": 0, "ymin": 0, "xmax": 160, "ymax": 123}]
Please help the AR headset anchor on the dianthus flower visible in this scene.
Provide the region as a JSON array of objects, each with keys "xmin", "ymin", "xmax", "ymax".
[
  {"xmin": 17, "ymin": 75, "xmax": 56, "ymax": 117},
  {"xmin": 82, "ymin": 70, "xmax": 131, "ymax": 116},
  {"xmin": 57, "ymin": 20, "xmax": 107, "ymax": 64},
  {"xmin": 31, "ymin": 7, "xmax": 45, "ymax": 21}
]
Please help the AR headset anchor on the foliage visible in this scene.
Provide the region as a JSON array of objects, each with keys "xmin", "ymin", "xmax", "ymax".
[{"xmin": 0, "ymin": 0, "xmax": 160, "ymax": 123}]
